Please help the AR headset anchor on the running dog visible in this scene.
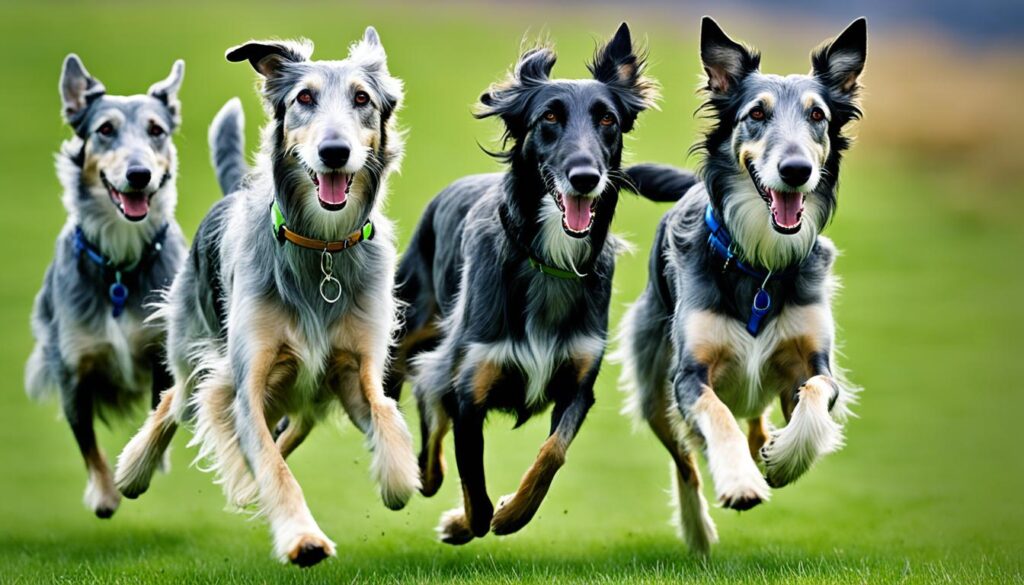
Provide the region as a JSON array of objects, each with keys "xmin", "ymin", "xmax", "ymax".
[
  {"xmin": 25, "ymin": 55, "xmax": 187, "ymax": 519},
  {"xmin": 114, "ymin": 28, "xmax": 419, "ymax": 566},
  {"xmin": 384, "ymin": 23, "xmax": 660, "ymax": 544},
  {"xmin": 616, "ymin": 17, "xmax": 866, "ymax": 554}
]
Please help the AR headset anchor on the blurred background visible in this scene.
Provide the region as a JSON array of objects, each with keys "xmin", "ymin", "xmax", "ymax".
[{"xmin": 1, "ymin": 1, "xmax": 1021, "ymax": 582}]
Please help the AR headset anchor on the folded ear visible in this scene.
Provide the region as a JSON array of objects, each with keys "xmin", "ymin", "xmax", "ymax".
[
  {"xmin": 477, "ymin": 47, "xmax": 556, "ymax": 139},
  {"xmin": 811, "ymin": 18, "xmax": 867, "ymax": 95},
  {"xmin": 700, "ymin": 16, "xmax": 759, "ymax": 96},
  {"xmin": 348, "ymin": 26, "xmax": 389, "ymax": 72},
  {"xmin": 148, "ymin": 59, "xmax": 185, "ymax": 126},
  {"xmin": 589, "ymin": 22, "xmax": 658, "ymax": 131},
  {"xmin": 225, "ymin": 39, "xmax": 313, "ymax": 78},
  {"xmin": 60, "ymin": 53, "xmax": 105, "ymax": 122}
]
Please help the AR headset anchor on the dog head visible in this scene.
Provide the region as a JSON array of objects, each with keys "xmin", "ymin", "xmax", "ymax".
[
  {"xmin": 227, "ymin": 28, "xmax": 403, "ymax": 237},
  {"xmin": 59, "ymin": 54, "xmax": 183, "ymax": 226},
  {"xmin": 697, "ymin": 17, "xmax": 866, "ymax": 269},
  {"xmin": 478, "ymin": 23, "xmax": 657, "ymax": 238}
]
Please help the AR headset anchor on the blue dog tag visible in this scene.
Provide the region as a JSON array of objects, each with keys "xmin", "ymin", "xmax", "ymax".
[
  {"xmin": 109, "ymin": 281, "xmax": 129, "ymax": 318},
  {"xmin": 747, "ymin": 287, "xmax": 771, "ymax": 336}
]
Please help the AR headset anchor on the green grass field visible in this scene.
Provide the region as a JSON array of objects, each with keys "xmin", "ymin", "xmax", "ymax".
[{"xmin": 1, "ymin": 2, "xmax": 1022, "ymax": 583}]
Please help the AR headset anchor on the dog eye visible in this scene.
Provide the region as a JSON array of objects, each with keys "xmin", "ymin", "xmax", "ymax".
[
  {"xmin": 296, "ymin": 90, "xmax": 314, "ymax": 106},
  {"xmin": 97, "ymin": 122, "xmax": 115, "ymax": 136},
  {"xmin": 543, "ymin": 111, "xmax": 558, "ymax": 123},
  {"xmin": 148, "ymin": 122, "xmax": 166, "ymax": 137},
  {"xmin": 599, "ymin": 113, "xmax": 616, "ymax": 127},
  {"xmin": 749, "ymin": 107, "xmax": 766, "ymax": 122},
  {"xmin": 353, "ymin": 91, "xmax": 370, "ymax": 106},
  {"xmin": 810, "ymin": 107, "xmax": 826, "ymax": 122}
]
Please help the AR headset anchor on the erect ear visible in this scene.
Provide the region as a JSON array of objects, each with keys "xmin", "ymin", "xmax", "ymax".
[
  {"xmin": 148, "ymin": 59, "xmax": 185, "ymax": 126},
  {"xmin": 699, "ymin": 16, "xmax": 760, "ymax": 96},
  {"xmin": 348, "ymin": 26, "xmax": 389, "ymax": 72},
  {"xmin": 589, "ymin": 22, "xmax": 658, "ymax": 131},
  {"xmin": 225, "ymin": 39, "xmax": 312, "ymax": 78},
  {"xmin": 60, "ymin": 53, "xmax": 106, "ymax": 122},
  {"xmin": 477, "ymin": 46, "xmax": 556, "ymax": 138},
  {"xmin": 811, "ymin": 18, "xmax": 867, "ymax": 95}
]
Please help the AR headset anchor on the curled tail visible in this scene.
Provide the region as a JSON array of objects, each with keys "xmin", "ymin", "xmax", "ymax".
[
  {"xmin": 208, "ymin": 98, "xmax": 248, "ymax": 196},
  {"xmin": 623, "ymin": 163, "xmax": 700, "ymax": 203}
]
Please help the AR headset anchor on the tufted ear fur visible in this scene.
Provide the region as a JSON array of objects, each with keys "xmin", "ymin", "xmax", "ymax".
[
  {"xmin": 60, "ymin": 53, "xmax": 106, "ymax": 124},
  {"xmin": 476, "ymin": 47, "xmax": 557, "ymax": 139},
  {"xmin": 588, "ymin": 22, "xmax": 659, "ymax": 132},
  {"xmin": 147, "ymin": 59, "xmax": 185, "ymax": 127},
  {"xmin": 699, "ymin": 16, "xmax": 760, "ymax": 96}
]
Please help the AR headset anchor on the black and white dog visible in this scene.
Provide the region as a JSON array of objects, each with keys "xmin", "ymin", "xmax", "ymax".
[
  {"xmin": 384, "ymin": 24, "xmax": 658, "ymax": 544},
  {"xmin": 114, "ymin": 29, "xmax": 419, "ymax": 566},
  {"xmin": 25, "ymin": 55, "xmax": 187, "ymax": 518},
  {"xmin": 617, "ymin": 17, "xmax": 866, "ymax": 554}
]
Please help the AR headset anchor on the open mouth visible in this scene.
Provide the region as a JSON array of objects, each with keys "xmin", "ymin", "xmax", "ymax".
[
  {"xmin": 307, "ymin": 167, "xmax": 352, "ymax": 212},
  {"xmin": 553, "ymin": 192, "xmax": 597, "ymax": 238},
  {"xmin": 745, "ymin": 162, "xmax": 805, "ymax": 235},
  {"xmin": 101, "ymin": 172, "xmax": 152, "ymax": 222}
]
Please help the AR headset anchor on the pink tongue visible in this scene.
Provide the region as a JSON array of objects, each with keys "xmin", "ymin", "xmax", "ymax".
[
  {"xmin": 769, "ymin": 189, "xmax": 804, "ymax": 228},
  {"xmin": 118, "ymin": 193, "xmax": 149, "ymax": 218},
  {"xmin": 560, "ymin": 194, "xmax": 593, "ymax": 232},
  {"xmin": 317, "ymin": 173, "xmax": 348, "ymax": 206}
]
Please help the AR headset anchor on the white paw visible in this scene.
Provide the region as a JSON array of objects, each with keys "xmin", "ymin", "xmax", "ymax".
[
  {"xmin": 762, "ymin": 378, "xmax": 844, "ymax": 488},
  {"xmin": 114, "ymin": 432, "xmax": 161, "ymax": 499},
  {"xmin": 713, "ymin": 458, "xmax": 770, "ymax": 511},
  {"xmin": 436, "ymin": 507, "xmax": 474, "ymax": 545},
  {"xmin": 369, "ymin": 403, "xmax": 421, "ymax": 510},
  {"xmin": 274, "ymin": 524, "xmax": 336, "ymax": 567},
  {"xmin": 84, "ymin": 473, "xmax": 121, "ymax": 519}
]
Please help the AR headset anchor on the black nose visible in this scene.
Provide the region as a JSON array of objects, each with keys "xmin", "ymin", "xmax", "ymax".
[
  {"xmin": 778, "ymin": 157, "xmax": 812, "ymax": 188},
  {"xmin": 125, "ymin": 166, "xmax": 152, "ymax": 190},
  {"xmin": 318, "ymin": 140, "xmax": 350, "ymax": 169},
  {"xmin": 567, "ymin": 168, "xmax": 601, "ymax": 194}
]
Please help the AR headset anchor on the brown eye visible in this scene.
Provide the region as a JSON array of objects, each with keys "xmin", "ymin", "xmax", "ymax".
[
  {"xmin": 148, "ymin": 122, "xmax": 165, "ymax": 137},
  {"xmin": 599, "ymin": 112, "xmax": 616, "ymax": 127},
  {"xmin": 353, "ymin": 91, "xmax": 370, "ymax": 106},
  {"xmin": 97, "ymin": 122, "xmax": 114, "ymax": 136},
  {"xmin": 749, "ymin": 107, "xmax": 766, "ymax": 121},
  {"xmin": 543, "ymin": 111, "xmax": 558, "ymax": 123},
  {"xmin": 297, "ymin": 90, "xmax": 314, "ymax": 105},
  {"xmin": 810, "ymin": 107, "xmax": 826, "ymax": 122}
]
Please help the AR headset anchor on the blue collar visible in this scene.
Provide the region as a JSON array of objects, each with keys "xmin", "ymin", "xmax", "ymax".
[
  {"xmin": 73, "ymin": 223, "xmax": 168, "ymax": 318},
  {"xmin": 704, "ymin": 204, "xmax": 773, "ymax": 337}
]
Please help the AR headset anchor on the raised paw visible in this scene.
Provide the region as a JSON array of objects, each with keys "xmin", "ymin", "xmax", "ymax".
[
  {"xmin": 490, "ymin": 493, "xmax": 534, "ymax": 536},
  {"xmin": 714, "ymin": 463, "xmax": 770, "ymax": 511},
  {"xmin": 436, "ymin": 508, "xmax": 476, "ymax": 545},
  {"xmin": 418, "ymin": 449, "xmax": 445, "ymax": 497},
  {"xmin": 370, "ymin": 405, "xmax": 421, "ymax": 511},
  {"xmin": 285, "ymin": 534, "xmax": 336, "ymax": 568},
  {"xmin": 762, "ymin": 378, "xmax": 844, "ymax": 488},
  {"xmin": 85, "ymin": 475, "xmax": 121, "ymax": 519}
]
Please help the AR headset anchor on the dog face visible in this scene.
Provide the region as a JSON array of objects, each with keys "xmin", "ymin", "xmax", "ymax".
[
  {"xmin": 478, "ymin": 23, "xmax": 657, "ymax": 237},
  {"xmin": 697, "ymin": 17, "xmax": 866, "ymax": 267},
  {"xmin": 227, "ymin": 28, "xmax": 402, "ymax": 231},
  {"xmin": 60, "ymin": 55, "xmax": 183, "ymax": 224}
]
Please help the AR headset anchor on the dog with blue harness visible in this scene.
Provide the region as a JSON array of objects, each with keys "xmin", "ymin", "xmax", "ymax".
[
  {"xmin": 25, "ymin": 54, "xmax": 187, "ymax": 519},
  {"xmin": 615, "ymin": 16, "xmax": 866, "ymax": 555}
]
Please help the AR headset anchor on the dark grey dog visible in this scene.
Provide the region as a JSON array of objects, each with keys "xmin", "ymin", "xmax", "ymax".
[
  {"xmin": 25, "ymin": 55, "xmax": 187, "ymax": 518},
  {"xmin": 616, "ymin": 17, "xmax": 866, "ymax": 554},
  {"xmin": 385, "ymin": 23, "xmax": 659, "ymax": 545},
  {"xmin": 115, "ymin": 28, "xmax": 418, "ymax": 567}
]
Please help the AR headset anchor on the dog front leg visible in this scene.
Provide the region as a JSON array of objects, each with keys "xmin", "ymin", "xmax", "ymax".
[
  {"xmin": 762, "ymin": 349, "xmax": 844, "ymax": 488},
  {"xmin": 234, "ymin": 345, "xmax": 334, "ymax": 567},
  {"xmin": 63, "ymin": 369, "xmax": 120, "ymax": 518},
  {"xmin": 490, "ymin": 355, "xmax": 599, "ymax": 536},
  {"xmin": 675, "ymin": 352, "xmax": 770, "ymax": 510}
]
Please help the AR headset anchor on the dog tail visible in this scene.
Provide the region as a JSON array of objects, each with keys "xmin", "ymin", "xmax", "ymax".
[
  {"xmin": 208, "ymin": 98, "xmax": 248, "ymax": 196},
  {"xmin": 622, "ymin": 163, "xmax": 700, "ymax": 203}
]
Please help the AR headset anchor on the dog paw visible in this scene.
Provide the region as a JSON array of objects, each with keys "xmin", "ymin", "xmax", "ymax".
[
  {"xmin": 436, "ymin": 508, "xmax": 476, "ymax": 545},
  {"xmin": 284, "ymin": 533, "xmax": 336, "ymax": 568},
  {"xmin": 762, "ymin": 378, "xmax": 844, "ymax": 488},
  {"xmin": 370, "ymin": 405, "xmax": 421, "ymax": 511},
  {"xmin": 418, "ymin": 450, "xmax": 445, "ymax": 497},
  {"xmin": 714, "ymin": 463, "xmax": 770, "ymax": 511},
  {"xmin": 84, "ymin": 475, "xmax": 121, "ymax": 519},
  {"xmin": 490, "ymin": 493, "xmax": 534, "ymax": 536}
]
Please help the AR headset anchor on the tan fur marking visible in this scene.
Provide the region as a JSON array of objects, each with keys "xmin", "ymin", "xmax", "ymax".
[
  {"xmin": 572, "ymin": 353, "xmax": 596, "ymax": 385},
  {"xmin": 770, "ymin": 335, "xmax": 819, "ymax": 420},
  {"xmin": 747, "ymin": 416, "xmax": 769, "ymax": 460},
  {"xmin": 471, "ymin": 361, "xmax": 502, "ymax": 406},
  {"xmin": 490, "ymin": 434, "xmax": 566, "ymax": 534}
]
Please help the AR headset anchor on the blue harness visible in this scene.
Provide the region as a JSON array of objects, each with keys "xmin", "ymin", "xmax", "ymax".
[
  {"xmin": 704, "ymin": 204, "xmax": 774, "ymax": 336},
  {"xmin": 74, "ymin": 223, "xmax": 168, "ymax": 318}
]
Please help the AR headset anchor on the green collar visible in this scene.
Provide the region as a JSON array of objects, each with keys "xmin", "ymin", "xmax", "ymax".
[
  {"xmin": 498, "ymin": 203, "xmax": 586, "ymax": 280},
  {"xmin": 270, "ymin": 200, "xmax": 373, "ymax": 252}
]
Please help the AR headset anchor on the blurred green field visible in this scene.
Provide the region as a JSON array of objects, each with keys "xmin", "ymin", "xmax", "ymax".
[{"xmin": 1, "ymin": 2, "xmax": 1022, "ymax": 583}]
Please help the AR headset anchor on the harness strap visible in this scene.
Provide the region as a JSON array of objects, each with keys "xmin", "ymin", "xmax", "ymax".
[{"xmin": 703, "ymin": 204, "xmax": 775, "ymax": 336}]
